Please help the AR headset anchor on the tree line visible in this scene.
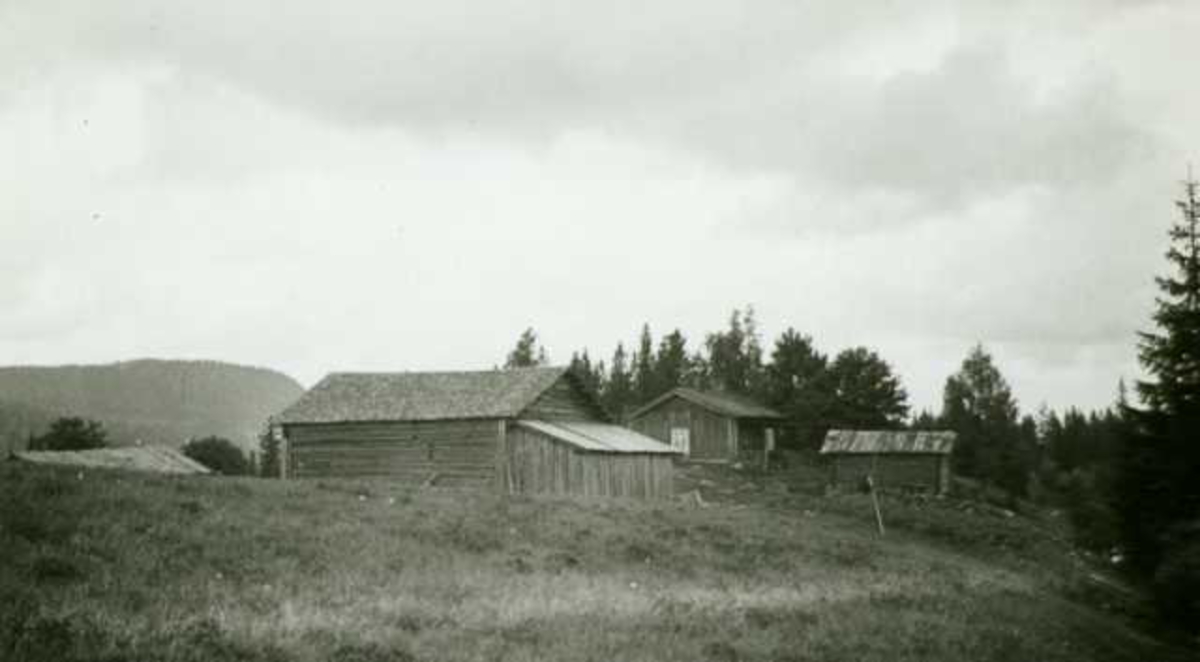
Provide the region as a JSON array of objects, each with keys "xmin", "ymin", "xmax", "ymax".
[
  {"xmin": 506, "ymin": 311, "xmax": 1120, "ymax": 504},
  {"xmin": 509, "ymin": 314, "xmax": 1121, "ymax": 511},
  {"xmin": 507, "ymin": 309, "xmax": 910, "ymax": 449}
]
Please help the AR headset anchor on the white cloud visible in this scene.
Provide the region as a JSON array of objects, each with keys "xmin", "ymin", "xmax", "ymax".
[{"xmin": 2, "ymin": 0, "xmax": 1199, "ymax": 413}]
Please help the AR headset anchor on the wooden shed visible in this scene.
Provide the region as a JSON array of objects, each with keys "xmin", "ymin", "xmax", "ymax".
[
  {"xmin": 819, "ymin": 429, "xmax": 956, "ymax": 495},
  {"xmin": 627, "ymin": 388, "xmax": 783, "ymax": 462},
  {"xmin": 274, "ymin": 367, "xmax": 679, "ymax": 498}
]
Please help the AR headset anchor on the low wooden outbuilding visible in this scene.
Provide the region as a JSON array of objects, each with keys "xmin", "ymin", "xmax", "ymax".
[
  {"xmin": 14, "ymin": 446, "xmax": 211, "ymax": 475},
  {"xmin": 274, "ymin": 367, "xmax": 678, "ymax": 498},
  {"xmin": 819, "ymin": 429, "xmax": 956, "ymax": 494},
  {"xmin": 627, "ymin": 388, "xmax": 783, "ymax": 462}
]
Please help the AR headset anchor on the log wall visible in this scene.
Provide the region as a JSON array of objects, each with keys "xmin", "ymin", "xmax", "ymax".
[{"xmin": 283, "ymin": 419, "xmax": 500, "ymax": 487}]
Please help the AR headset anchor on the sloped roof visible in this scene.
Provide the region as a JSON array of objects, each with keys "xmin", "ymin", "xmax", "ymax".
[
  {"xmin": 517, "ymin": 420, "xmax": 680, "ymax": 454},
  {"xmin": 15, "ymin": 446, "xmax": 211, "ymax": 474},
  {"xmin": 820, "ymin": 429, "xmax": 956, "ymax": 455},
  {"xmin": 629, "ymin": 387, "xmax": 783, "ymax": 421},
  {"xmin": 276, "ymin": 367, "xmax": 570, "ymax": 424}
]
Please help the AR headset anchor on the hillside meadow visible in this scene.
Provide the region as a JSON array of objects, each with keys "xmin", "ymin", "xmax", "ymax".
[{"xmin": 0, "ymin": 462, "xmax": 1192, "ymax": 662}]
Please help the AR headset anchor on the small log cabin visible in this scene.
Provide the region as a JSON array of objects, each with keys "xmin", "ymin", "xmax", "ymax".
[
  {"xmin": 627, "ymin": 387, "xmax": 783, "ymax": 463},
  {"xmin": 819, "ymin": 429, "xmax": 956, "ymax": 495},
  {"xmin": 274, "ymin": 367, "xmax": 679, "ymax": 499}
]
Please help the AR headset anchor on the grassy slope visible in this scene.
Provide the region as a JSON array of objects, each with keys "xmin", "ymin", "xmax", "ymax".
[{"xmin": 0, "ymin": 462, "xmax": 1192, "ymax": 662}]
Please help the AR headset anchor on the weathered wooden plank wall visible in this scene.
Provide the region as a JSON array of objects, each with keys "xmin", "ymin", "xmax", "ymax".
[
  {"xmin": 504, "ymin": 425, "xmax": 674, "ymax": 499},
  {"xmin": 284, "ymin": 419, "xmax": 500, "ymax": 486},
  {"xmin": 829, "ymin": 454, "xmax": 944, "ymax": 493},
  {"xmin": 629, "ymin": 397, "xmax": 733, "ymax": 461}
]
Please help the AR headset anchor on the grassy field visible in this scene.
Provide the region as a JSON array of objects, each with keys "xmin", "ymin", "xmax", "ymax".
[{"xmin": 0, "ymin": 461, "xmax": 1193, "ymax": 662}]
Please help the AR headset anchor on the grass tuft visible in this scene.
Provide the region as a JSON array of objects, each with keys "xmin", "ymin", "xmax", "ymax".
[{"xmin": 29, "ymin": 555, "xmax": 84, "ymax": 584}]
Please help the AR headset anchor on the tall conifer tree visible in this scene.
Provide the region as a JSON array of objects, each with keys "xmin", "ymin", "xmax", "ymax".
[
  {"xmin": 633, "ymin": 324, "xmax": 657, "ymax": 405},
  {"xmin": 1117, "ymin": 175, "xmax": 1200, "ymax": 595}
]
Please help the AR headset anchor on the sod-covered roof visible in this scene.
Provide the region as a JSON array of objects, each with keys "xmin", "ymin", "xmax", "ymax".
[
  {"xmin": 276, "ymin": 367, "xmax": 570, "ymax": 424},
  {"xmin": 820, "ymin": 429, "xmax": 956, "ymax": 455},
  {"xmin": 16, "ymin": 446, "xmax": 211, "ymax": 474},
  {"xmin": 629, "ymin": 387, "xmax": 783, "ymax": 421}
]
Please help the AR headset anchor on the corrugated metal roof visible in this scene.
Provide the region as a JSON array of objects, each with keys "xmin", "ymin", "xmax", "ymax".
[
  {"xmin": 629, "ymin": 387, "xmax": 783, "ymax": 421},
  {"xmin": 517, "ymin": 420, "xmax": 680, "ymax": 454},
  {"xmin": 277, "ymin": 367, "xmax": 569, "ymax": 424},
  {"xmin": 16, "ymin": 446, "xmax": 212, "ymax": 474},
  {"xmin": 820, "ymin": 429, "xmax": 956, "ymax": 455}
]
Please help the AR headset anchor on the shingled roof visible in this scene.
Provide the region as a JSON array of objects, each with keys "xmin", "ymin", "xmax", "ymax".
[
  {"xmin": 629, "ymin": 387, "xmax": 783, "ymax": 421},
  {"xmin": 820, "ymin": 429, "xmax": 956, "ymax": 455},
  {"xmin": 276, "ymin": 367, "xmax": 571, "ymax": 424}
]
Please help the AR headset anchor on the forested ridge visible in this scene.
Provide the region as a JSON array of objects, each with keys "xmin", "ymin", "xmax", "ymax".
[{"xmin": 0, "ymin": 359, "xmax": 303, "ymax": 453}]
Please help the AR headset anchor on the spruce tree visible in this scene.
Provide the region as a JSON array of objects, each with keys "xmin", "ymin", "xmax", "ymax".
[
  {"xmin": 741, "ymin": 307, "xmax": 768, "ymax": 398},
  {"xmin": 258, "ymin": 427, "xmax": 281, "ymax": 478},
  {"xmin": 941, "ymin": 345, "xmax": 1025, "ymax": 495},
  {"xmin": 505, "ymin": 328, "xmax": 546, "ymax": 368},
  {"xmin": 604, "ymin": 343, "xmax": 634, "ymax": 420},
  {"xmin": 766, "ymin": 329, "xmax": 833, "ymax": 449},
  {"xmin": 633, "ymin": 324, "xmax": 657, "ymax": 404},
  {"xmin": 568, "ymin": 350, "xmax": 603, "ymax": 397},
  {"xmin": 655, "ymin": 330, "xmax": 690, "ymax": 395},
  {"xmin": 828, "ymin": 347, "xmax": 910, "ymax": 430},
  {"xmin": 704, "ymin": 307, "xmax": 764, "ymax": 395},
  {"xmin": 1117, "ymin": 175, "xmax": 1200, "ymax": 594}
]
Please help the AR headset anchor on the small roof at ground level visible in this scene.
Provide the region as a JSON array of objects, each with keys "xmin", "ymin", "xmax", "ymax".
[
  {"xmin": 629, "ymin": 387, "xmax": 783, "ymax": 421},
  {"xmin": 15, "ymin": 446, "xmax": 211, "ymax": 474},
  {"xmin": 517, "ymin": 420, "xmax": 681, "ymax": 454},
  {"xmin": 820, "ymin": 429, "xmax": 956, "ymax": 455}
]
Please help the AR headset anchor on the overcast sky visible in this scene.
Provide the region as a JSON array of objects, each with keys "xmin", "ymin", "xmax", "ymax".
[{"xmin": 3, "ymin": 0, "xmax": 1198, "ymax": 414}]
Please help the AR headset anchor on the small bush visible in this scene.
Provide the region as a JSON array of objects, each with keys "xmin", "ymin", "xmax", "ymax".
[
  {"xmin": 9, "ymin": 616, "xmax": 76, "ymax": 662},
  {"xmin": 329, "ymin": 642, "xmax": 417, "ymax": 662},
  {"xmin": 2, "ymin": 614, "xmax": 116, "ymax": 662},
  {"xmin": 30, "ymin": 555, "xmax": 84, "ymax": 584},
  {"xmin": 438, "ymin": 517, "xmax": 502, "ymax": 554},
  {"xmin": 181, "ymin": 437, "xmax": 251, "ymax": 476},
  {"xmin": 701, "ymin": 641, "xmax": 740, "ymax": 662},
  {"xmin": 167, "ymin": 619, "xmax": 288, "ymax": 662},
  {"xmin": 1152, "ymin": 533, "xmax": 1200, "ymax": 632},
  {"xmin": 30, "ymin": 417, "xmax": 107, "ymax": 451}
]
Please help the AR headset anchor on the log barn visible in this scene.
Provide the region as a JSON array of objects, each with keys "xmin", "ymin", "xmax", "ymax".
[
  {"xmin": 819, "ymin": 429, "xmax": 956, "ymax": 495},
  {"xmin": 627, "ymin": 388, "xmax": 783, "ymax": 462},
  {"xmin": 274, "ymin": 367, "xmax": 678, "ymax": 498}
]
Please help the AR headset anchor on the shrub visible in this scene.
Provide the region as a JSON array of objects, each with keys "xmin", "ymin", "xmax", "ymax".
[
  {"xmin": 30, "ymin": 418, "xmax": 107, "ymax": 451},
  {"xmin": 329, "ymin": 642, "xmax": 417, "ymax": 662},
  {"xmin": 30, "ymin": 555, "xmax": 84, "ymax": 584},
  {"xmin": 1059, "ymin": 468, "xmax": 1120, "ymax": 552},
  {"xmin": 258, "ymin": 429, "xmax": 281, "ymax": 478},
  {"xmin": 181, "ymin": 437, "xmax": 251, "ymax": 476},
  {"xmin": 1151, "ymin": 527, "xmax": 1200, "ymax": 632}
]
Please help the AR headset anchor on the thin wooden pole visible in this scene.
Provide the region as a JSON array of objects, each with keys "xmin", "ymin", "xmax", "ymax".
[
  {"xmin": 869, "ymin": 454, "xmax": 885, "ymax": 536},
  {"xmin": 868, "ymin": 476, "xmax": 886, "ymax": 536}
]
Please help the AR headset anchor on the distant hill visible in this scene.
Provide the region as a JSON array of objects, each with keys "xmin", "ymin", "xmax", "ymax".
[{"xmin": 0, "ymin": 359, "xmax": 304, "ymax": 454}]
